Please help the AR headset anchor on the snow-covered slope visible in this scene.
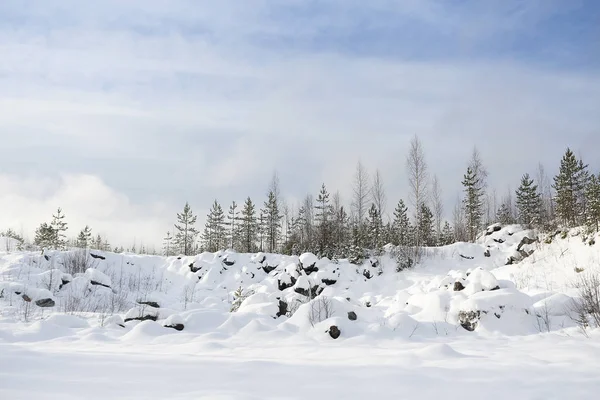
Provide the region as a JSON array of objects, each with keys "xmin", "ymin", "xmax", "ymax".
[{"xmin": 1, "ymin": 225, "xmax": 600, "ymax": 399}]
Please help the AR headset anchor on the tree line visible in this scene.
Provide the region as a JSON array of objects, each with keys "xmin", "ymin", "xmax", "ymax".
[
  {"xmin": 162, "ymin": 139, "xmax": 600, "ymax": 260},
  {"xmin": 5, "ymin": 139, "xmax": 599, "ymax": 259}
]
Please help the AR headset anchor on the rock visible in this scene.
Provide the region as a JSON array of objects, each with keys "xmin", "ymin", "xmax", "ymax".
[
  {"xmin": 21, "ymin": 294, "xmax": 32, "ymax": 302},
  {"xmin": 164, "ymin": 323, "xmax": 184, "ymax": 331},
  {"xmin": 328, "ymin": 325, "xmax": 341, "ymax": 339},
  {"xmin": 189, "ymin": 262, "xmax": 201, "ymax": 273},
  {"xmin": 490, "ymin": 286, "xmax": 500, "ymax": 291},
  {"xmin": 453, "ymin": 281, "xmax": 465, "ymax": 291},
  {"xmin": 493, "ymin": 238, "xmax": 505, "ymax": 244},
  {"xmin": 458, "ymin": 310, "xmax": 481, "ymax": 332},
  {"xmin": 517, "ymin": 236, "xmax": 538, "ymax": 252},
  {"xmin": 294, "ymin": 287, "xmax": 311, "ymax": 297},
  {"xmin": 138, "ymin": 301, "xmax": 160, "ymax": 308},
  {"xmin": 321, "ymin": 278, "xmax": 337, "ymax": 286},
  {"xmin": 485, "ymin": 224, "xmax": 502, "ymax": 236},
  {"xmin": 35, "ymin": 298, "xmax": 56, "ymax": 308},
  {"xmin": 90, "ymin": 280, "xmax": 111, "ymax": 289},
  {"xmin": 363, "ymin": 270, "xmax": 372, "ymax": 279},
  {"xmin": 276, "ymin": 300, "xmax": 288, "ymax": 318},
  {"xmin": 222, "ymin": 257, "xmax": 235, "ymax": 266},
  {"xmin": 44, "ymin": 255, "xmax": 51, "ymax": 261},
  {"xmin": 460, "ymin": 254, "xmax": 474, "ymax": 260},
  {"xmin": 90, "ymin": 253, "xmax": 106, "ymax": 260},
  {"xmin": 348, "ymin": 311, "xmax": 357, "ymax": 321},
  {"xmin": 484, "ymin": 249, "xmax": 491, "ymax": 258},
  {"xmin": 303, "ymin": 264, "xmax": 319, "ymax": 275},
  {"xmin": 277, "ymin": 275, "xmax": 297, "ymax": 291},
  {"xmin": 124, "ymin": 314, "xmax": 158, "ymax": 323},
  {"xmin": 262, "ymin": 265, "xmax": 277, "ymax": 274}
]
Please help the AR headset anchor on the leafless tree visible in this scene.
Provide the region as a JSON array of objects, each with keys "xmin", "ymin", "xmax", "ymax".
[
  {"xmin": 431, "ymin": 175, "xmax": 444, "ymax": 239},
  {"xmin": 536, "ymin": 162, "xmax": 555, "ymax": 229},
  {"xmin": 351, "ymin": 161, "xmax": 371, "ymax": 224},
  {"xmin": 371, "ymin": 169, "xmax": 387, "ymax": 218},
  {"xmin": 406, "ymin": 135, "xmax": 429, "ymax": 247},
  {"xmin": 569, "ymin": 273, "xmax": 600, "ymax": 332},
  {"xmin": 308, "ymin": 296, "xmax": 334, "ymax": 327},
  {"xmin": 453, "ymin": 195, "xmax": 467, "ymax": 242}
]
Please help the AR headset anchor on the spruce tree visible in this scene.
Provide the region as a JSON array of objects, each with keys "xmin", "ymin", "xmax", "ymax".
[
  {"xmin": 496, "ymin": 203, "xmax": 515, "ymax": 225},
  {"xmin": 263, "ymin": 191, "xmax": 282, "ymax": 253},
  {"xmin": 34, "ymin": 223, "xmax": 56, "ymax": 249},
  {"xmin": 462, "ymin": 166, "xmax": 484, "ymax": 242},
  {"xmin": 174, "ymin": 202, "xmax": 198, "ymax": 256},
  {"xmin": 202, "ymin": 200, "xmax": 226, "ymax": 252},
  {"xmin": 392, "ymin": 199, "xmax": 411, "ymax": 246},
  {"xmin": 418, "ymin": 203, "xmax": 435, "ymax": 246},
  {"xmin": 441, "ymin": 221, "xmax": 454, "ymax": 245},
  {"xmin": 77, "ymin": 225, "xmax": 92, "ymax": 248},
  {"xmin": 333, "ymin": 205, "xmax": 350, "ymax": 257},
  {"xmin": 315, "ymin": 184, "xmax": 333, "ymax": 256},
  {"xmin": 515, "ymin": 173, "xmax": 542, "ymax": 227},
  {"xmin": 367, "ymin": 203, "xmax": 383, "ymax": 253},
  {"xmin": 226, "ymin": 201, "xmax": 239, "ymax": 250},
  {"xmin": 50, "ymin": 208, "xmax": 68, "ymax": 250},
  {"xmin": 163, "ymin": 231, "xmax": 174, "ymax": 256},
  {"xmin": 586, "ymin": 173, "xmax": 600, "ymax": 233},
  {"xmin": 553, "ymin": 148, "xmax": 588, "ymax": 227},
  {"xmin": 239, "ymin": 197, "xmax": 258, "ymax": 253}
]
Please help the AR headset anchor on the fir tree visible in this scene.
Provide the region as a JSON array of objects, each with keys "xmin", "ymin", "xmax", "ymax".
[
  {"xmin": 418, "ymin": 203, "xmax": 435, "ymax": 246},
  {"xmin": 77, "ymin": 225, "xmax": 92, "ymax": 248},
  {"xmin": 392, "ymin": 199, "xmax": 411, "ymax": 246},
  {"xmin": 462, "ymin": 166, "xmax": 484, "ymax": 242},
  {"xmin": 586, "ymin": 173, "xmax": 600, "ymax": 233},
  {"xmin": 50, "ymin": 208, "xmax": 68, "ymax": 250},
  {"xmin": 553, "ymin": 148, "xmax": 588, "ymax": 227},
  {"xmin": 239, "ymin": 197, "xmax": 258, "ymax": 253},
  {"xmin": 174, "ymin": 202, "xmax": 198, "ymax": 256},
  {"xmin": 34, "ymin": 223, "xmax": 56, "ymax": 249},
  {"xmin": 515, "ymin": 173, "xmax": 542, "ymax": 227}
]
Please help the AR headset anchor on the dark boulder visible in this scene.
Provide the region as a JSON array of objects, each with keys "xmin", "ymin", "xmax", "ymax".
[
  {"xmin": 278, "ymin": 276, "xmax": 297, "ymax": 291},
  {"xmin": 458, "ymin": 310, "xmax": 482, "ymax": 332},
  {"xmin": 164, "ymin": 323, "xmax": 184, "ymax": 331},
  {"xmin": 189, "ymin": 262, "xmax": 201, "ymax": 273},
  {"xmin": 347, "ymin": 311, "xmax": 357, "ymax": 321},
  {"xmin": 35, "ymin": 298, "xmax": 56, "ymax": 308},
  {"xmin": 90, "ymin": 280, "xmax": 111, "ymax": 289},
  {"xmin": 484, "ymin": 249, "xmax": 491, "ymax": 258},
  {"xmin": 138, "ymin": 301, "xmax": 160, "ymax": 308},
  {"xmin": 363, "ymin": 270, "xmax": 372, "ymax": 280},
  {"xmin": 90, "ymin": 253, "xmax": 106, "ymax": 260},
  {"xmin": 321, "ymin": 278, "xmax": 337, "ymax": 286},
  {"xmin": 124, "ymin": 314, "xmax": 158, "ymax": 323},
  {"xmin": 517, "ymin": 236, "xmax": 537, "ymax": 252},
  {"xmin": 21, "ymin": 294, "xmax": 32, "ymax": 302},
  {"xmin": 223, "ymin": 257, "xmax": 235, "ymax": 267},
  {"xmin": 453, "ymin": 281, "xmax": 465, "ymax": 291},
  {"xmin": 262, "ymin": 265, "xmax": 277, "ymax": 274},
  {"xmin": 328, "ymin": 325, "xmax": 341, "ymax": 339},
  {"xmin": 276, "ymin": 300, "xmax": 288, "ymax": 318},
  {"xmin": 302, "ymin": 264, "xmax": 319, "ymax": 275}
]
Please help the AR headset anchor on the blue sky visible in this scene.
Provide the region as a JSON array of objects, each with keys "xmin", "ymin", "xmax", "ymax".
[{"xmin": 0, "ymin": 0, "xmax": 599, "ymax": 248}]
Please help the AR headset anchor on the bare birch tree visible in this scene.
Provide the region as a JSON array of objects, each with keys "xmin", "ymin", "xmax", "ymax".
[
  {"xmin": 406, "ymin": 135, "xmax": 429, "ymax": 247},
  {"xmin": 371, "ymin": 169, "xmax": 387, "ymax": 219},
  {"xmin": 351, "ymin": 161, "xmax": 370, "ymax": 224},
  {"xmin": 431, "ymin": 175, "xmax": 444, "ymax": 241}
]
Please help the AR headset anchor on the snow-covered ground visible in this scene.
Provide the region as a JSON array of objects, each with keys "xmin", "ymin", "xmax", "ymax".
[{"xmin": 2, "ymin": 225, "xmax": 600, "ymax": 399}]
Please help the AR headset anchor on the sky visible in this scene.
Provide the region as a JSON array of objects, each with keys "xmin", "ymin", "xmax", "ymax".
[{"xmin": 0, "ymin": 0, "xmax": 599, "ymax": 249}]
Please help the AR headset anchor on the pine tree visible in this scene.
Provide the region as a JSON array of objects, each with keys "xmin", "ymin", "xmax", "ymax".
[
  {"xmin": 77, "ymin": 225, "xmax": 92, "ymax": 248},
  {"xmin": 462, "ymin": 166, "xmax": 484, "ymax": 242},
  {"xmin": 34, "ymin": 223, "xmax": 56, "ymax": 249},
  {"xmin": 586, "ymin": 173, "xmax": 600, "ymax": 233},
  {"xmin": 226, "ymin": 201, "xmax": 239, "ymax": 250},
  {"xmin": 515, "ymin": 173, "xmax": 542, "ymax": 227},
  {"xmin": 553, "ymin": 148, "xmax": 588, "ymax": 227},
  {"xmin": 163, "ymin": 231, "xmax": 174, "ymax": 256},
  {"xmin": 392, "ymin": 199, "xmax": 411, "ymax": 246},
  {"xmin": 496, "ymin": 203, "xmax": 515, "ymax": 225},
  {"xmin": 315, "ymin": 184, "xmax": 333, "ymax": 256},
  {"xmin": 418, "ymin": 203, "xmax": 435, "ymax": 246},
  {"xmin": 239, "ymin": 197, "xmax": 258, "ymax": 253},
  {"xmin": 263, "ymin": 191, "xmax": 282, "ymax": 253},
  {"xmin": 174, "ymin": 202, "xmax": 198, "ymax": 256},
  {"xmin": 332, "ymin": 205, "xmax": 350, "ymax": 257},
  {"xmin": 50, "ymin": 208, "xmax": 68, "ymax": 250}
]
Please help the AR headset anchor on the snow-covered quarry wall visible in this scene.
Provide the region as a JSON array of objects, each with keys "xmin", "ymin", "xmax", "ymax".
[{"xmin": 1, "ymin": 225, "xmax": 599, "ymax": 342}]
